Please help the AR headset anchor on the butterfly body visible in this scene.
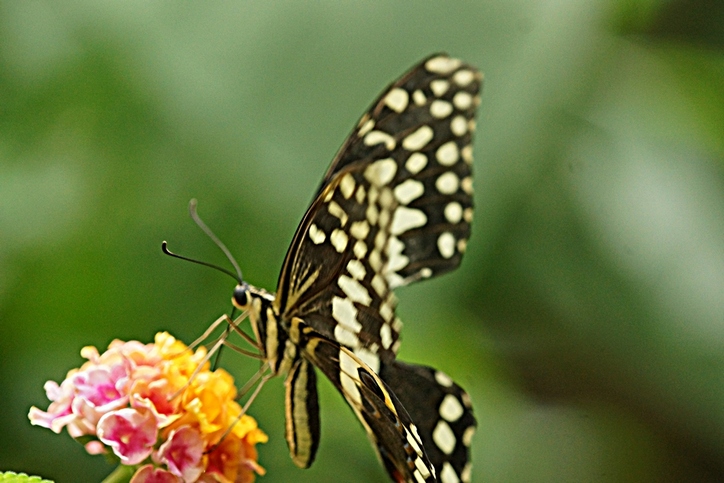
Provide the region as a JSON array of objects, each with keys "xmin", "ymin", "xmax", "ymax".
[{"xmin": 231, "ymin": 54, "xmax": 481, "ymax": 483}]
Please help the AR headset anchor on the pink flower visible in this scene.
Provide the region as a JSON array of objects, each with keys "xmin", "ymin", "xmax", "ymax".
[
  {"xmin": 131, "ymin": 465, "xmax": 182, "ymax": 483},
  {"xmin": 28, "ymin": 379, "xmax": 77, "ymax": 434},
  {"xmin": 97, "ymin": 407, "xmax": 158, "ymax": 465},
  {"xmin": 157, "ymin": 426, "xmax": 204, "ymax": 482}
]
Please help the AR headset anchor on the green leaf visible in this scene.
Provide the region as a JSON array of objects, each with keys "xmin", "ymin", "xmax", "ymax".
[{"xmin": 0, "ymin": 472, "xmax": 53, "ymax": 483}]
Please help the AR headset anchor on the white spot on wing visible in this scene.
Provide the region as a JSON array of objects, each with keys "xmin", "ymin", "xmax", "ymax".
[
  {"xmin": 355, "ymin": 184, "xmax": 366, "ymax": 204},
  {"xmin": 430, "ymin": 99, "xmax": 453, "ymax": 119},
  {"xmin": 451, "ymin": 115, "xmax": 468, "ymax": 136},
  {"xmin": 463, "ymin": 425, "xmax": 475, "ymax": 446},
  {"xmin": 436, "ymin": 172, "xmax": 460, "ymax": 194},
  {"xmin": 405, "ymin": 152, "xmax": 427, "ymax": 174},
  {"xmin": 328, "ymin": 201, "xmax": 348, "ymax": 226},
  {"xmin": 412, "ymin": 89, "xmax": 426, "ymax": 106},
  {"xmin": 366, "ymin": 204, "xmax": 379, "ymax": 225},
  {"xmin": 461, "ymin": 176, "xmax": 473, "ymax": 194},
  {"xmin": 357, "ymin": 118, "xmax": 374, "ymax": 136},
  {"xmin": 369, "ymin": 249, "xmax": 382, "ymax": 272},
  {"xmin": 384, "ymin": 87, "xmax": 409, "ymax": 113},
  {"xmin": 308, "ymin": 224, "xmax": 326, "ymax": 244},
  {"xmin": 461, "ymin": 145, "xmax": 473, "ymax": 164},
  {"xmin": 331, "ymin": 228, "xmax": 349, "ymax": 253},
  {"xmin": 386, "ymin": 236, "xmax": 409, "ymax": 272},
  {"xmin": 425, "ymin": 56, "xmax": 462, "ymax": 74},
  {"xmin": 364, "ymin": 130, "xmax": 396, "ymax": 150},
  {"xmin": 347, "ymin": 259, "xmax": 366, "ymax": 280},
  {"xmin": 350, "ymin": 220, "xmax": 370, "ymax": 240},
  {"xmin": 353, "ymin": 240, "xmax": 367, "ymax": 259},
  {"xmin": 380, "ymin": 324, "xmax": 392, "ymax": 349},
  {"xmin": 339, "ymin": 174, "xmax": 355, "ymax": 199},
  {"xmin": 332, "ymin": 296, "xmax": 360, "ymax": 329},
  {"xmin": 334, "ymin": 324, "xmax": 360, "ymax": 348},
  {"xmin": 374, "ymin": 231, "xmax": 386, "ymax": 251},
  {"xmin": 379, "ymin": 299, "xmax": 394, "ymax": 322},
  {"xmin": 440, "ymin": 462, "xmax": 460, "ymax": 483},
  {"xmin": 453, "ymin": 69, "xmax": 475, "ymax": 86},
  {"xmin": 378, "ymin": 187, "xmax": 394, "ymax": 208},
  {"xmin": 444, "ymin": 202, "xmax": 463, "ymax": 223},
  {"xmin": 453, "ymin": 91, "xmax": 473, "ymax": 110},
  {"xmin": 402, "ymin": 125, "xmax": 434, "ymax": 151},
  {"xmin": 390, "ymin": 206, "xmax": 427, "ymax": 235},
  {"xmin": 463, "ymin": 207, "xmax": 473, "ymax": 222},
  {"xmin": 378, "ymin": 209, "xmax": 390, "ymax": 229},
  {"xmin": 457, "ymin": 238, "xmax": 467, "ymax": 253},
  {"xmin": 364, "ymin": 158, "xmax": 397, "ymax": 187},
  {"xmin": 430, "ymin": 79, "xmax": 450, "ymax": 97},
  {"xmin": 440, "ymin": 394, "xmax": 464, "ymax": 422},
  {"xmin": 387, "ymin": 272, "xmax": 404, "ymax": 289},
  {"xmin": 338, "ymin": 275, "xmax": 372, "ymax": 305},
  {"xmin": 393, "ymin": 179, "xmax": 425, "ymax": 205},
  {"xmin": 435, "ymin": 371, "xmax": 454, "ymax": 387},
  {"xmin": 371, "ymin": 274, "xmax": 386, "ymax": 296},
  {"xmin": 436, "ymin": 141, "xmax": 459, "ymax": 166},
  {"xmin": 438, "ymin": 232, "xmax": 456, "ymax": 258},
  {"xmin": 433, "ymin": 420, "xmax": 456, "ymax": 455},
  {"xmin": 461, "ymin": 462, "xmax": 472, "ymax": 483}
]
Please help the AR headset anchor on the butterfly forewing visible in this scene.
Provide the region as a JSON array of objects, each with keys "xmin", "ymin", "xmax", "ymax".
[
  {"xmin": 275, "ymin": 54, "xmax": 482, "ymax": 359},
  {"xmin": 274, "ymin": 164, "xmax": 401, "ymax": 363},
  {"xmin": 317, "ymin": 53, "xmax": 482, "ymax": 289}
]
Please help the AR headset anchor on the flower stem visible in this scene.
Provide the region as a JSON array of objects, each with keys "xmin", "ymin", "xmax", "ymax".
[{"xmin": 101, "ymin": 465, "xmax": 135, "ymax": 483}]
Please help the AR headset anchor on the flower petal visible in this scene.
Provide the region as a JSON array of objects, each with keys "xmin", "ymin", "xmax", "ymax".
[
  {"xmin": 97, "ymin": 408, "xmax": 158, "ymax": 465},
  {"xmin": 157, "ymin": 426, "xmax": 204, "ymax": 482},
  {"xmin": 130, "ymin": 465, "xmax": 182, "ymax": 483}
]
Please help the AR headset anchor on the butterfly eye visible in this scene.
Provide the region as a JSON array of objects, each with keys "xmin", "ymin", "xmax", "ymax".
[{"xmin": 232, "ymin": 283, "xmax": 250, "ymax": 308}]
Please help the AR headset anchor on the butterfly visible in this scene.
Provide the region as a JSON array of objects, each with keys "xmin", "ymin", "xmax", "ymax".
[{"xmin": 219, "ymin": 53, "xmax": 480, "ymax": 482}]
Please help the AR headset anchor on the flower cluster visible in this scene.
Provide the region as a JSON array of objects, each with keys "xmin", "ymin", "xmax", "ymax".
[{"xmin": 28, "ymin": 332, "xmax": 267, "ymax": 483}]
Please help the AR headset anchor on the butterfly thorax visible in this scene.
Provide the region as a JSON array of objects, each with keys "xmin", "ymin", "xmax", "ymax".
[{"xmin": 233, "ymin": 283, "xmax": 298, "ymax": 376}]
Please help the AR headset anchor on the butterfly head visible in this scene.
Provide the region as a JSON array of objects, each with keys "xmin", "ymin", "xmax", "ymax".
[{"xmin": 232, "ymin": 281, "xmax": 252, "ymax": 310}]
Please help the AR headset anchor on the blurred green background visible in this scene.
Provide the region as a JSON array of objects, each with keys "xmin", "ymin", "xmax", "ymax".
[{"xmin": 1, "ymin": 1, "xmax": 723, "ymax": 482}]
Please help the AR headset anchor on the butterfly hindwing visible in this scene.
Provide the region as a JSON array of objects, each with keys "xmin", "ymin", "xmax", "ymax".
[
  {"xmin": 284, "ymin": 357, "xmax": 321, "ymax": 468},
  {"xmin": 380, "ymin": 360, "xmax": 476, "ymax": 483},
  {"xmin": 295, "ymin": 322, "xmax": 436, "ymax": 483}
]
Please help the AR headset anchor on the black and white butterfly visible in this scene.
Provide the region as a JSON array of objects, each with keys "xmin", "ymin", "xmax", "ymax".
[{"xmin": 207, "ymin": 54, "xmax": 480, "ymax": 483}]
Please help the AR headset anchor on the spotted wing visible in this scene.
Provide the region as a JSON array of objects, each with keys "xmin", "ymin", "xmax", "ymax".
[
  {"xmin": 273, "ymin": 162, "xmax": 402, "ymax": 362},
  {"xmin": 274, "ymin": 54, "xmax": 482, "ymax": 359},
  {"xmin": 380, "ymin": 360, "xmax": 476, "ymax": 483},
  {"xmin": 298, "ymin": 326, "xmax": 436, "ymax": 483},
  {"xmin": 317, "ymin": 53, "xmax": 482, "ymax": 288}
]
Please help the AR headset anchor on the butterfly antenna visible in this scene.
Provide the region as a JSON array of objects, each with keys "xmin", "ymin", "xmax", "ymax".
[
  {"xmin": 161, "ymin": 242, "xmax": 240, "ymax": 284},
  {"xmin": 188, "ymin": 199, "xmax": 244, "ymax": 283}
]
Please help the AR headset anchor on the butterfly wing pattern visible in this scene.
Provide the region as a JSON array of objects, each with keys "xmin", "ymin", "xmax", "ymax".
[{"xmin": 231, "ymin": 54, "xmax": 482, "ymax": 482}]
